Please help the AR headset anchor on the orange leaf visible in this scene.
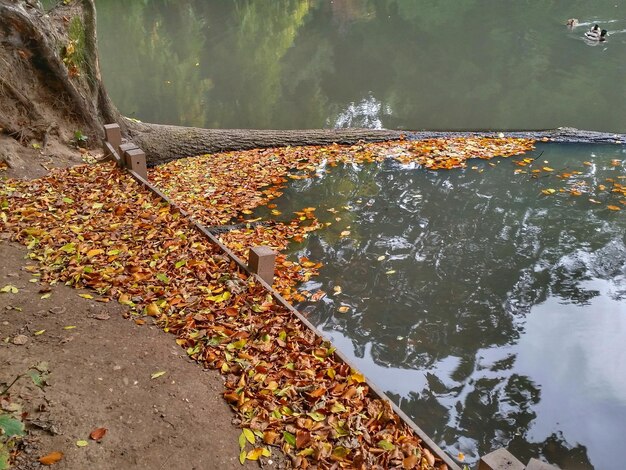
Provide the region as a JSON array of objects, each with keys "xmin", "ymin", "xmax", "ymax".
[
  {"xmin": 225, "ymin": 307, "xmax": 239, "ymax": 317},
  {"xmin": 89, "ymin": 427, "xmax": 107, "ymax": 441},
  {"xmin": 309, "ymin": 387, "xmax": 326, "ymax": 398},
  {"xmin": 403, "ymin": 454, "xmax": 418, "ymax": 469},
  {"xmin": 607, "ymin": 205, "xmax": 621, "ymax": 211},
  {"xmin": 38, "ymin": 452, "xmax": 63, "ymax": 465}
]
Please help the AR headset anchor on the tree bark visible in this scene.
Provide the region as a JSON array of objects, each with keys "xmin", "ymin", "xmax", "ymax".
[
  {"xmin": 126, "ymin": 119, "xmax": 626, "ymax": 166},
  {"xmin": 1, "ymin": 0, "xmax": 624, "ymax": 167}
]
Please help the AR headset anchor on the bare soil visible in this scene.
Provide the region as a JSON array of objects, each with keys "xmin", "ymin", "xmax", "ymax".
[{"xmin": 0, "ymin": 240, "xmax": 284, "ymax": 469}]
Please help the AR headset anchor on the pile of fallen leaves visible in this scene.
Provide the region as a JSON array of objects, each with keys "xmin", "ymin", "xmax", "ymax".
[
  {"xmin": 0, "ymin": 163, "xmax": 449, "ymax": 469},
  {"xmin": 151, "ymin": 137, "xmax": 536, "ymax": 300}
]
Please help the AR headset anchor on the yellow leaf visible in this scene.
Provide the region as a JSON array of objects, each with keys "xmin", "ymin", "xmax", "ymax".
[
  {"xmin": 350, "ymin": 371, "xmax": 366, "ymax": 383},
  {"xmin": 246, "ymin": 448, "xmax": 265, "ymax": 461},
  {"xmin": 243, "ymin": 428, "xmax": 255, "ymax": 445},
  {"xmin": 76, "ymin": 440, "xmax": 88, "ymax": 447},
  {"xmin": 0, "ymin": 285, "xmax": 19, "ymax": 294},
  {"xmin": 86, "ymin": 248, "xmax": 104, "ymax": 258},
  {"xmin": 63, "ymin": 326, "xmax": 76, "ymax": 330},
  {"xmin": 607, "ymin": 205, "xmax": 621, "ymax": 211},
  {"xmin": 146, "ymin": 303, "xmax": 161, "ymax": 316},
  {"xmin": 541, "ymin": 189, "xmax": 556, "ymax": 195},
  {"xmin": 338, "ymin": 306, "xmax": 350, "ymax": 314},
  {"xmin": 340, "ymin": 230, "xmax": 351, "ymax": 237},
  {"xmin": 377, "ymin": 255, "xmax": 386, "ymax": 261},
  {"xmin": 150, "ymin": 370, "xmax": 166, "ymax": 379},
  {"xmin": 34, "ymin": 330, "xmax": 46, "ymax": 336},
  {"xmin": 542, "ymin": 167, "xmax": 554, "ymax": 172},
  {"xmin": 79, "ymin": 293, "xmax": 93, "ymax": 299}
]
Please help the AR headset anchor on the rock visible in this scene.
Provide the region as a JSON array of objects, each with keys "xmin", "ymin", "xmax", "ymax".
[
  {"xmin": 12, "ymin": 334, "xmax": 28, "ymax": 345},
  {"xmin": 1, "ymin": 151, "xmax": 26, "ymax": 170}
]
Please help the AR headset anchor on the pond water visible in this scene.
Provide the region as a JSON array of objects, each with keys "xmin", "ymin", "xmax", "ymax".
[
  {"xmin": 257, "ymin": 143, "xmax": 626, "ymax": 469},
  {"xmin": 96, "ymin": 0, "xmax": 626, "ymax": 133}
]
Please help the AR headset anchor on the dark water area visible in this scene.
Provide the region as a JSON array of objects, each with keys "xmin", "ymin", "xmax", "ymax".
[
  {"xmin": 257, "ymin": 144, "xmax": 626, "ymax": 469},
  {"xmin": 96, "ymin": 0, "xmax": 626, "ymax": 133}
]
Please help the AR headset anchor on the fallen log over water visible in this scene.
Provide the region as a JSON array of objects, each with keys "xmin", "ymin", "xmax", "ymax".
[{"xmin": 124, "ymin": 119, "xmax": 626, "ymax": 166}]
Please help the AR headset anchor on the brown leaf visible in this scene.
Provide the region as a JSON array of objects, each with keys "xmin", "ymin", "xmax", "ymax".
[
  {"xmin": 89, "ymin": 427, "xmax": 107, "ymax": 441},
  {"xmin": 296, "ymin": 430, "xmax": 311, "ymax": 449},
  {"xmin": 263, "ymin": 430, "xmax": 279, "ymax": 445}
]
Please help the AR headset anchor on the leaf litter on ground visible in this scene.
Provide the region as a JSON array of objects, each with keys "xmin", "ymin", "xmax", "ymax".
[{"xmin": 1, "ymin": 137, "xmax": 547, "ymax": 469}]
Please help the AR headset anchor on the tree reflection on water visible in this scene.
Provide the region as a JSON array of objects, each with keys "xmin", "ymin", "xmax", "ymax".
[{"xmin": 278, "ymin": 144, "xmax": 626, "ymax": 469}]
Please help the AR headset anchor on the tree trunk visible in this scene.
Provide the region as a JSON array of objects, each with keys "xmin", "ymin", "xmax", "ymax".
[{"xmin": 1, "ymin": 0, "xmax": 624, "ymax": 168}]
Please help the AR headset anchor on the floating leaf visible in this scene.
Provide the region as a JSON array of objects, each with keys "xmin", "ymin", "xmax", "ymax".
[
  {"xmin": 337, "ymin": 306, "xmax": 350, "ymax": 314},
  {"xmin": 607, "ymin": 205, "xmax": 621, "ymax": 211}
]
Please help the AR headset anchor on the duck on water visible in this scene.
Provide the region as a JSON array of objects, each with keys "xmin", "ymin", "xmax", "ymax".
[{"xmin": 584, "ymin": 24, "xmax": 608, "ymax": 41}]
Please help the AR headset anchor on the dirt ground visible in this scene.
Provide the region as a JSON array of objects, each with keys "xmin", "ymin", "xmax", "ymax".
[{"xmin": 0, "ymin": 240, "xmax": 284, "ymax": 469}]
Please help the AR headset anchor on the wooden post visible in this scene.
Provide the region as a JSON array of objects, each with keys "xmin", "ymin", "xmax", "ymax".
[
  {"xmin": 479, "ymin": 449, "xmax": 524, "ymax": 470},
  {"xmin": 118, "ymin": 142, "xmax": 138, "ymax": 168},
  {"xmin": 124, "ymin": 148, "xmax": 148, "ymax": 180},
  {"xmin": 248, "ymin": 246, "xmax": 277, "ymax": 285},
  {"xmin": 103, "ymin": 123, "xmax": 123, "ymax": 166}
]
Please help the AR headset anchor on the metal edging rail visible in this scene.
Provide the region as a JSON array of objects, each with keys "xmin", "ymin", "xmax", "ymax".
[{"xmin": 109, "ymin": 132, "xmax": 462, "ymax": 470}]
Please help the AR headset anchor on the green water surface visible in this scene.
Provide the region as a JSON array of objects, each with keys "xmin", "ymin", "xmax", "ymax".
[{"xmin": 95, "ymin": 0, "xmax": 626, "ymax": 132}]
